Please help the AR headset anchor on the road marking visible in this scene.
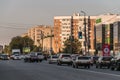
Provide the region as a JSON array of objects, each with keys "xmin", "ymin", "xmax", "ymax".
[{"xmin": 79, "ymin": 69, "xmax": 120, "ymax": 77}]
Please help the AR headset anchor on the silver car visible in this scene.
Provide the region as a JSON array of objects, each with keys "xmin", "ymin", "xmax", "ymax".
[
  {"xmin": 48, "ymin": 55, "xmax": 58, "ymax": 64},
  {"xmin": 72, "ymin": 56, "xmax": 91, "ymax": 69}
]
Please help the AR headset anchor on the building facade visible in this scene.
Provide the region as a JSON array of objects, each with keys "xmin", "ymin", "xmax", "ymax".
[
  {"xmin": 28, "ymin": 25, "xmax": 54, "ymax": 54},
  {"xmin": 95, "ymin": 13, "xmax": 120, "ymax": 56},
  {"xmin": 54, "ymin": 13, "xmax": 96, "ymax": 54}
]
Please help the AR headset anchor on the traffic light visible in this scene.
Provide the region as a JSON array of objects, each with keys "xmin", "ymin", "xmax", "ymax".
[{"xmin": 78, "ymin": 32, "xmax": 82, "ymax": 39}]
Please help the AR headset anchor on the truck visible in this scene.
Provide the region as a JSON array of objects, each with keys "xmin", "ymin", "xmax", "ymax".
[
  {"xmin": 11, "ymin": 49, "xmax": 21, "ymax": 60},
  {"xmin": 12, "ymin": 49, "xmax": 21, "ymax": 55}
]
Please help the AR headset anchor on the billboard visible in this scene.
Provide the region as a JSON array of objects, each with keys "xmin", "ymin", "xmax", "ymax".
[
  {"xmin": 102, "ymin": 44, "xmax": 110, "ymax": 56},
  {"xmin": 23, "ymin": 47, "xmax": 30, "ymax": 53}
]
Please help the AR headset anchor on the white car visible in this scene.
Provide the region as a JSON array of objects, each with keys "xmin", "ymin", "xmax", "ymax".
[
  {"xmin": 24, "ymin": 52, "xmax": 44, "ymax": 62},
  {"xmin": 57, "ymin": 53, "xmax": 72, "ymax": 65},
  {"xmin": 11, "ymin": 54, "xmax": 21, "ymax": 60},
  {"xmin": 72, "ymin": 56, "xmax": 91, "ymax": 68}
]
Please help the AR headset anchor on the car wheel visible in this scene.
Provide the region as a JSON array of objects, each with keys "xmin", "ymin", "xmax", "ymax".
[
  {"xmin": 107, "ymin": 66, "xmax": 110, "ymax": 69},
  {"xmin": 100, "ymin": 65, "xmax": 102, "ymax": 69},
  {"xmin": 72, "ymin": 64, "xmax": 75, "ymax": 68},
  {"xmin": 88, "ymin": 65, "xmax": 90, "ymax": 69},
  {"xmin": 111, "ymin": 67, "xmax": 114, "ymax": 71},
  {"xmin": 75, "ymin": 64, "xmax": 78, "ymax": 68},
  {"xmin": 96, "ymin": 65, "xmax": 98, "ymax": 68}
]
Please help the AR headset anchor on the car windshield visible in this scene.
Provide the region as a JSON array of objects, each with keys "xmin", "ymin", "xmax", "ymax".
[
  {"xmin": 37, "ymin": 53, "xmax": 42, "ymax": 55},
  {"xmin": 102, "ymin": 57, "xmax": 112, "ymax": 61},
  {"xmin": 62, "ymin": 55, "xmax": 71, "ymax": 57},
  {"xmin": 52, "ymin": 56, "xmax": 58, "ymax": 58},
  {"xmin": 93, "ymin": 57, "xmax": 99, "ymax": 60},
  {"xmin": 78, "ymin": 57, "xmax": 89, "ymax": 60}
]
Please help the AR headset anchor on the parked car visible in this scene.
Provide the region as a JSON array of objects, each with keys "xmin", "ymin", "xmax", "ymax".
[
  {"xmin": 72, "ymin": 56, "xmax": 91, "ymax": 69},
  {"xmin": 11, "ymin": 54, "xmax": 22, "ymax": 60},
  {"xmin": 87, "ymin": 56, "xmax": 94, "ymax": 66},
  {"xmin": 57, "ymin": 53, "xmax": 72, "ymax": 66},
  {"xmin": 24, "ymin": 52, "xmax": 44, "ymax": 62},
  {"xmin": 92, "ymin": 56, "xmax": 99, "ymax": 64},
  {"xmin": 96, "ymin": 56, "xmax": 112, "ymax": 69},
  {"xmin": 0, "ymin": 54, "xmax": 10, "ymax": 60},
  {"xmin": 71, "ymin": 54, "xmax": 79, "ymax": 61},
  {"xmin": 48, "ymin": 55, "xmax": 58, "ymax": 64},
  {"xmin": 110, "ymin": 57, "xmax": 120, "ymax": 70}
]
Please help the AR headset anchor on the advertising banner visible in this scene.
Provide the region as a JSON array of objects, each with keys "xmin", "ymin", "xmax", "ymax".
[{"xmin": 102, "ymin": 44, "xmax": 110, "ymax": 56}]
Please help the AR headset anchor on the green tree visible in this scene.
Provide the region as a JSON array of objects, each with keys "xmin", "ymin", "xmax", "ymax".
[
  {"xmin": 3, "ymin": 45, "xmax": 11, "ymax": 54},
  {"xmin": 32, "ymin": 45, "xmax": 42, "ymax": 52},
  {"xmin": 62, "ymin": 38, "xmax": 82, "ymax": 54},
  {"xmin": 9, "ymin": 36, "xmax": 34, "ymax": 54}
]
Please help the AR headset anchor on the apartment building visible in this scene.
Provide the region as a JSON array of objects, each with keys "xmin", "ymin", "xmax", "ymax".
[
  {"xmin": 21, "ymin": 33, "xmax": 28, "ymax": 37},
  {"xmin": 54, "ymin": 13, "xmax": 96, "ymax": 54},
  {"xmin": 28, "ymin": 25, "xmax": 54, "ymax": 54}
]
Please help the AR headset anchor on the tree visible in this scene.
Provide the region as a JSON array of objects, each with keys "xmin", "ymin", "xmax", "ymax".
[
  {"xmin": 9, "ymin": 36, "xmax": 34, "ymax": 54},
  {"xmin": 3, "ymin": 45, "xmax": 11, "ymax": 54},
  {"xmin": 62, "ymin": 38, "xmax": 82, "ymax": 54}
]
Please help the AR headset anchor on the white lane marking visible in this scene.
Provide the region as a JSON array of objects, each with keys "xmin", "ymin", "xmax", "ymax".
[{"xmin": 79, "ymin": 69, "xmax": 120, "ymax": 77}]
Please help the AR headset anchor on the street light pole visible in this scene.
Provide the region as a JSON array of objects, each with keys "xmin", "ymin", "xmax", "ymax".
[
  {"xmin": 70, "ymin": 16, "xmax": 73, "ymax": 54},
  {"xmin": 50, "ymin": 27, "xmax": 53, "ymax": 55},
  {"xmin": 81, "ymin": 11, "xmax": 87, "ymax": 55},
  {"xmin": 41, "ymin": 30, "xmax": 44, "ymax": 52}
]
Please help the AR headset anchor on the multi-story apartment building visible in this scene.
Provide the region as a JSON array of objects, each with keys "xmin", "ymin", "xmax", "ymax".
[
  {"xmin": 54, "ymin": 13, "xmax": 96, "ymax": 54},
  {"xmin": 21, "ymin": 33, "xmax": 28, "ymax": 37},
  {"xmin": 28, "ymin": 25, "xmax": 54, "ymax": 54}
]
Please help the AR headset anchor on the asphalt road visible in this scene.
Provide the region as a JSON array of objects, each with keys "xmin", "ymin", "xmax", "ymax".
[{"xmin": 0, "ymin": 60, "xmax": 120, "ymax": 80}]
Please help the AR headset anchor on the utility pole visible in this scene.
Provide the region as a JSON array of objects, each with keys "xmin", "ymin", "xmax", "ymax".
[
  {"xmin": 70, "ymin": 16, "xmax": 73, "ymax": 54},
  {"xmin": 88, "ymin": 16, "xmax": 90, "ymax": 55},
  {"xmin": 50, "ymin": 27, "xmax": 53, "ymax": 55},
  {"xmin": 81, "ymin": 11, "xmax": 87, "ymax": 55},
  {"xmin": 41, "ymin": 31, "xmax": 44, "ymax": 52}
]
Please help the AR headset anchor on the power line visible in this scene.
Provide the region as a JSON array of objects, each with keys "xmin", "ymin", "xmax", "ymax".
[{"xmin": 0, "ymin": 25, "xmax": 28, "ymax": 30}]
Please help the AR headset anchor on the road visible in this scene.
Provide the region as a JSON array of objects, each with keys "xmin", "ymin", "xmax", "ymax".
[{"xmin": 0, "ymin": 60, "xmax": 120, "ymax": 80}]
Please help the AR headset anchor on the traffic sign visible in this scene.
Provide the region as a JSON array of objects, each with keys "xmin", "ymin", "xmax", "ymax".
[{"xmin": 102, "ymin": 44, "xmax": 110, "ymax": 56}]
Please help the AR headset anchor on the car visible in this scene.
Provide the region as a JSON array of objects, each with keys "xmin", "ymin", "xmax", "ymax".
[
  {"xmin": 87, "ymin": 56, "xmax": 94, "ymax": 66},
  {"xmin": 57, "ymin": 53, "xmax": 72, "ymax": 66},
  {"xmin": 72, "ymin": 56, "xmax": 91, "ymax": 69},
  {"xmin": 11, "ymin": 54, "xmax": 22, "ymax": 60},
  {"xmin": 71, "ymin": 54, "xmax": 79, "ymax": 61},
  {"xmin": 110, "ymin": 54, "xmax": 120, "ymax": 71},
  {"xmin": 92, "ymin": 56, "xmax": 99, "ymax": 64},
  {"xmin": 96, "ymin": 56, "xmax": 112, "ymax": 69},
  {"xmin": 24, "ymin": 52, "xmax": 44, "ymax": 62},
  {"xmin": 0, "ymin": 54, "xmax": 10, "ymax": 60},
  {"xmin": 48, "ymin": 55, "xmax": 58, "ymax": 64},
  {"xmin": 24, "ymin": 54, "xmax": 31, "ymax": 62}
]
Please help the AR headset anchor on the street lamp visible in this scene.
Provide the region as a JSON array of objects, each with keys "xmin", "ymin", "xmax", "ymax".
[
  {"xmin": 50, "ymin": 27, "xmax": 53, "ymax": 55},
  {"xmin": 81, "ymin": 11, "xmax": 87, "ymax": 55}
]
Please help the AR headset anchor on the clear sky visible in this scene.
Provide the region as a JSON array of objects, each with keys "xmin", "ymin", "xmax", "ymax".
[{"xmin": 0, "ymin": 0, "xmax": 120, "ymax": 46}]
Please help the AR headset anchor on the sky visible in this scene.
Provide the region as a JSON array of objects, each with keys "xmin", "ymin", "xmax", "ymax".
[{"xmin": 0, "ymin": 0, "xmax": 120, "ymax": 46}]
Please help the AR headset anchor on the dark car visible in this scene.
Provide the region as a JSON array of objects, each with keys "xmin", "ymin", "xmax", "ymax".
[
  {"xmin": 0, "ymin": 54, "xmax": 10, "ymax": 60},
  {"xmin": 96, "ymin": 56, "xmax": 112, "ymax": 69},
  {"xmin": 93, "ymin": 56, "xmax": 99, "ymax": 64},
  {"xmin": 110, "ymin": 57, "xmax": 120, "ymax": 71}
]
